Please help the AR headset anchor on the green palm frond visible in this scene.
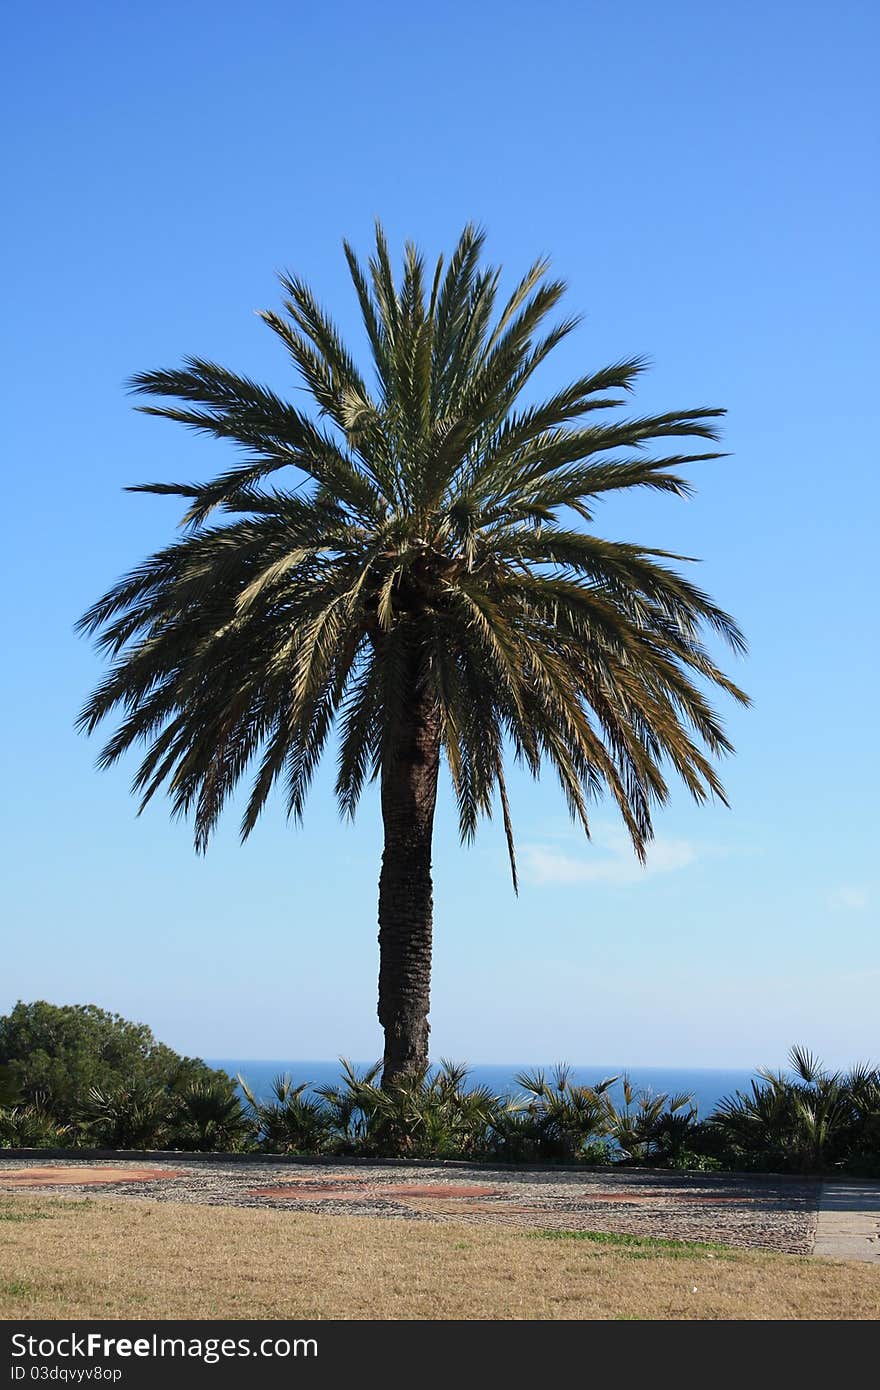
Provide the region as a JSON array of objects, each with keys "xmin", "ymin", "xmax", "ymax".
[
  {"xmin": 79, "ymin": 225, "xmax": 748, "ymax": 885},
  {"xmin": 789, "ymin": 1044, "xmax": 824, "ymax": 1085}
]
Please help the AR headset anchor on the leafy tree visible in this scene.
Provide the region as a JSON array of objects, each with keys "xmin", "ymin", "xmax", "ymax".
[
  {"xmin": 0, "ymin": 1001, "xmax": 230, "ymax": 1124},
  {"xmin": 0, "ymin": 1065, "xmax": 19, "ymax": 1107},
  {"xmin": 77, "ymin": 225, "xmax": 748, "ymax": 1085}
]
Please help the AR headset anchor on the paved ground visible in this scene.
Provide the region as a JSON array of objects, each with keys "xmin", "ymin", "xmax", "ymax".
[
  {"xmin": 814, "ymin": 1181, "xmax": 880, "ymax": 1263},
  {"xmin": 0, "ymin": 1157, "xmax": 821, "ymax": 1254}
]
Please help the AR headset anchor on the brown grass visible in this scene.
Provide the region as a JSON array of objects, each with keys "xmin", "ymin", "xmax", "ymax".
[{"xmin": 1, "ymin": 1193, "xmax": 878, "ymax": 1320}]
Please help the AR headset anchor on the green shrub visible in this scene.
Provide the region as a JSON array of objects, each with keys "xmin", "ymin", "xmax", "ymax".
[
  {"xmin": 0, "ymin": 1066, "xmax": 20, "ymax": 1108},
  {"xmin": 241, "ymin": 1075, "xmax": 334, "ymax": 1154},
  {"xmin": 662, "ymin": 1146, "xmax": 723, "ymax": 1172},
  {"xmin": 317, "ymin": 1059, "xmax": 499, "ymax": 1159},
  {"xmin": 489, "ymin": 1066, "xmax": 616, "ymax": 1163},
  {"xmin": 837, "ymin": 1065, "xmax": 880, "ymax": 1170},
  {"xmin": 2, "ymin": 1028, "xmax": 876, "ymax": 1172},
  {"xmin": 602, "ymin": 1079, "xmax": 697, "ymax": 1165},
  {"xmin": 0, "ymin": 1102, "xmax": 71, "ymax": 1149},
  {"xmin": 0, "ymin": 1002, "xmax": 233, "ymax": 1125},
  {"xmin": 84, "ymin": 1082, "xmax": 171, "ymax": 1149},
  {"xmin": 708, "ymin": 1046, "xmax": 880, "ymax": 1173},
  {"xmin": 168, "ymin": 1080, "xmax": 251, "ymax": 1152},
  {"xmin": 312, "ymin": 1059, "xmax": 384, "ymax": 1152}
]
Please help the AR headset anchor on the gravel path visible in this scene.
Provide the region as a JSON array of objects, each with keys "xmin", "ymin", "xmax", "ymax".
[{"xmin": 0, "ymin": 1156, "xmax": 819, "ymax": 1254}]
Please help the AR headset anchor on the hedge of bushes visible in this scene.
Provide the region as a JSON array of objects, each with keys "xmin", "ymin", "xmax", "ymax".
[{"xmin": 2, "ymin": 1046, "xmax": 879, "ymax": 1175}]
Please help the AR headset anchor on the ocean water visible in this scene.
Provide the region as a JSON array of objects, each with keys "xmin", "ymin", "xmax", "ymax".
[{"xmin": 208, "ymin": 1059, "xmax": 756, "ymax": 1119}]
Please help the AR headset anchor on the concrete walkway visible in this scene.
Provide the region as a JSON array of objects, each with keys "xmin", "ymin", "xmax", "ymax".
[{"xmin": 814, "ymin": 1180, "xmax": 880, "ymax": 1262}]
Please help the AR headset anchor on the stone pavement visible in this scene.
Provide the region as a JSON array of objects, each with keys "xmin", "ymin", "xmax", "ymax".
[
  {"xmin": 813, "ymin": 1181, "xmax": 880, "ymax": 1262},
  {"xmin": 0, "ymin": 1157, "xmax": 819, "ymax": 1254}
]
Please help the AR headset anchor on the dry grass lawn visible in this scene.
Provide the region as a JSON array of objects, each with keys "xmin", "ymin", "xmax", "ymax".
[{"xmin": 1, "ymin": 1194, "xmax": 878, "ymax": 1320}]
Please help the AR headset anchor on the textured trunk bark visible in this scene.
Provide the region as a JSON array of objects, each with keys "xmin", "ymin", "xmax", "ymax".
[{"xmin": 377, "ymin": 675, "xmax": 440, "ymax": 1088}]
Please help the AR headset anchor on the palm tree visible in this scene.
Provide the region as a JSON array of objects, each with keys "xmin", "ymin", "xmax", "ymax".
[{"xmin": 77, "ymin": 224, "xmax": 748, "ymax": 1086}]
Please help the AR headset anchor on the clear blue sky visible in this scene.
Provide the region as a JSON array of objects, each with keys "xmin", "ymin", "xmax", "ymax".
[{"xmin": 3, "ymin": 1, "xmax": 877, "ymax": 1069}]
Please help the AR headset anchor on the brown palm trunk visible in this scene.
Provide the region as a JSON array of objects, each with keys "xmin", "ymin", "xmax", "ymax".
[{"xmin": 377, "ymin": 678, "xmax": 440, "ymax": 1088}]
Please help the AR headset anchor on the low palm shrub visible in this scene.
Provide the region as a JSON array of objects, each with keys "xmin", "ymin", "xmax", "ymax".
[
  {"xmin": 601, "ymin": 1078, "xmax": 697, "ymax": 1165},
  {"xmin": 490, "ymin": 1067, "xmax": 616, "ymax": 1163},
  {"xmin": 84, "ymin": 1076, "xmax": 250, "ymax": 1153},
  {"xmin": 1, "ymin": 1044, "xmax": 876, "ymax": 1171},
  {"xmin": 317, "ymin": 1060, "xmax": 499, "ymax": 1159},
  {"xmin": 167, "ymin": 1079, "xmax": 250, "ymax": 1152},
  {"xmin": 241, "ymin": 1076, "xmax": 334, "ymax": 1154},
  {"xmin": 708, "ymin": 1046, "xmax": 880, "ymax": 1173},
  {"xmin": 312, "ymin": 1059, "xmax": 384, "ymax": 1152},
  {"xmin": 843, "ymin": 1067, "xmax": 880, "ymax": 1175},
  {"xmin": 0, "ymin": 1101, "xmax": 71, "ymax": 1148},
  {"xmin": 84, "ymin": 1081, "xmax": 172, "ymax": 1149}
]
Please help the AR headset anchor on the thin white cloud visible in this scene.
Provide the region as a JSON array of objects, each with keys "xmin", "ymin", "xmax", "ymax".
[
  {"xmin": 520, "ymin": 826, "xmax": 697, "ymax": 887},
  {"xmin": 827, "ymin": 886, "xmax": 870, "ymax": 912},
  {"xmin": 835, "ymin": 967, "xmax": 880, "ymax": 984}
]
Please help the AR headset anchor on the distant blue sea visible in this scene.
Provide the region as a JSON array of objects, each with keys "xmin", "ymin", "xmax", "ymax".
[{"xmin": 208, "ymin": 1059, "xmax": 756, "ymax": 1119}]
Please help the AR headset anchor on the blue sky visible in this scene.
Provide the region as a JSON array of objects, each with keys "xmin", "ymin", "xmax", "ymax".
[{"xmin": 3, "ymin": 1, "xmax": 877, "ymax": 1068}]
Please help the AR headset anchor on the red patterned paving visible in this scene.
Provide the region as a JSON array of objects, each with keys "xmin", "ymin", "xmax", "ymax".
[
  {"xmin": 0, "ymin": 1167, "xmax": 185, "ymax": 1188},
  {"xmin": 241, "ymin": 1181, "xmax": 747, "ymax": 1208},
  {"xmin": 381, "ymin": 1184, "xmax": 499, "ymax": 1198},
  {"xmin": 0, "ymin": 1166, "xmax": 748, "ymax": 1211},
  {"xmin": 403, "ymin": 1199, "xmax": 539, "ymax": 1214},
  {"xmin": 568, "ymin": 1191, "xmax": 743, "ymax": 1204},
  {"xmin": 246, "ymin": 1185, "xmax": 368, "ymax": 1200},
  {"xmin": 678, "ymin": 1195, "xmax": 743, "ymax": 1203},
  {"xmin": 579, "ymin": 1192, "xmax": 654, "ymax": 1203},
  {"xmin": 245, "ymin": 1181, "xmax": 501, "ymax": 1202},
  {"xmin": 254, "ymin": 1175, "xmax": 369, "ymax": 1185}
]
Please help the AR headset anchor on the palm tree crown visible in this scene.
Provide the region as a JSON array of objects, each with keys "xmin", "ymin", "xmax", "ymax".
[{"xmin": 78, "ymin": 224, "xmax": 747, "ymax": 1080}]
